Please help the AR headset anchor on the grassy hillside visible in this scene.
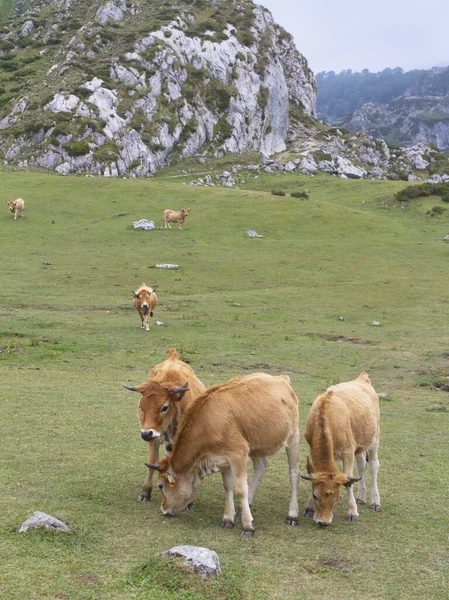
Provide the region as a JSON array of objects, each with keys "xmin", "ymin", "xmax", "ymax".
[{"xmin": 1, "ymin": 168, "xmax": 449, "ymax": 599}]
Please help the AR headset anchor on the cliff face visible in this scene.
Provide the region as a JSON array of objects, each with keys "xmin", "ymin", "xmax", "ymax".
[
  {"xmin": 0, "ymin": 0, "xmax": 317, "ymax": 176},
  {"xmin": 340, "ymin": 67, "xmax": 449, "ymax": 151}
]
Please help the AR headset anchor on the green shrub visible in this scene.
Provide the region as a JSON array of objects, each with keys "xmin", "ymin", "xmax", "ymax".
[
  {"xmin": 271, "ymin": 189, "xmax": 286, "ymax": 197},
  {"xmin": 203, "ymin": 79, "xmax": 237, "ymax": 113},
  {"xmin": 291, "ymin": 191, "xmax": 309, "ymax": 199},
  {"xmin": 427, "ymin": 206, "xmax": 447, "ymax": 217},
  {"xmin": 395, "ymin": 182, "xmax": 449, "ymax": 201},
  {"xmin": 313, "ymin": 150, "xmax": 333, "ymax": 163},
  {"xmin": 63, "ymin": 140, "xmax": 90, "ymax": 157},
  {"xmin": 441, "ymin": 193, "xmax": 449, "ymax": 203},
  {"xmin": 257, "ymin": 87, "xmax": 269, "ymax": 111}
]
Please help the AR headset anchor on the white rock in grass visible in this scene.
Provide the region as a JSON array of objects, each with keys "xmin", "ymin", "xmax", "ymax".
[
  {"xmin": 155, "ymin": 264, "xmax": 179, "ymax": 269},
  {"xmin": 132, "ymin": 219, "xmax": 156, "ymax": 230},
  {"xmin": 247, "ymin": 230, "xmax": 264, "ymax": 238},
  {"xmin": 371, "ymin": 321, "xmax": 381, "ymax": 326},
  {"xmin": 19, "ymin": 511, "xmax": 70, "ymax": 533},
  {"xmin": 162, "ymin": 545, "xmax": 221, "ymax": 576}
]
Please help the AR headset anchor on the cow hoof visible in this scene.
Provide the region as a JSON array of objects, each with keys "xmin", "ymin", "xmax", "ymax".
[
  {"xmin": 138, "ymin": 493, "xmax": 151, "ymax": 503},
  {"xmin": 370, "ymin": 503, "xmax": 381, "ymax": 512},
  {"xmin": 304, "ymin": 507, "xmax": 314, "ymax": 517},
  {"xmin": 347, "ymin": 514, "xmax": 359, "ymax": 522},
  {"xmin": 221, "ymin": 520, "xmax": 234, "ymax": 530},
  {"xmin": 285, "ymin": 516, "xmax": 299, "ymax": 526},
  {"xmin": 184, "ymin": 503, "xmax": 194, "ymax": 512},
  {"xmin": 241, "ymin": 528, "xmax": 255, "ymax": 537},
  {"xmin": 356, "ymin": 498, "xmax": 366, "ymax": 505}
]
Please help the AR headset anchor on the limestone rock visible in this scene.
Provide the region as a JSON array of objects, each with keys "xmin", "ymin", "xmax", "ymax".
[
  {"xmin": 19, "ymin": 511, "xmax": 70, "ymax": 533},
  {"xmin": 162, "ymin": 545, "xmax": 221, "ymax": 577}
]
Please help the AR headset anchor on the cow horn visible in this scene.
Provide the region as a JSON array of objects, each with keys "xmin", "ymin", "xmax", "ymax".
[
  {"xmin": 145, "ymin": 463, "xmax": 162, "ymax": 471},
  {"xmin": 173, "ymin": 386, "xmax": 189, "ymax": 393},
  {"xmin": 123, "ymin": 385, "xmax": 140, "ymax": 392},
  {"xmin": 347, "ymin": 476, "xmax": 361, "ymax": 484},
  {"xmin": 301, "ymin": 474, "xmax": 314, "ymax": 481}
]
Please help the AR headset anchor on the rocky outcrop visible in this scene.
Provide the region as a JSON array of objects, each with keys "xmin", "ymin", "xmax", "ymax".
[
  {"xmin": 340, "ymin": 67, "xmax": 449, "ymax": 150},
  {"xmin": 0, "ymin": 0, "xmax": 317, "ymax": 177}
]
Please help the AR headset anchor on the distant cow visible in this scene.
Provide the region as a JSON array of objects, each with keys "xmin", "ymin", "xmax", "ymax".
[
  {"xmin": 302, "ymin": 373, "xmax": 381, "ymax": 526},
  {"xmin": 133, "ymin": 283, "xmax": 157, "ymax": 332},
  {"xmin": 7, "ymin": 198, "xmax": 25, "ymax": 220},
  {"xmin": 124, "ymin": 348, "xmax": 206, "ymax": 502},
  {"xmin": 164, "ymin": 208, "xmax": 190, "ymax": 230},
  {"xmin": 147, "ymin": 373, "xmax": 300, "ymax": 536}
]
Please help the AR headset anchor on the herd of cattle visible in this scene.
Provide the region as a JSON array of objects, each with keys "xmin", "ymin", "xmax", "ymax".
[
  {"xmin": 124, "ymin": 348, "xmax": 381, "ymax": 536},
  {"xmin": 7, "ymin": 197, "xmax": 381, "ymax": 535}
]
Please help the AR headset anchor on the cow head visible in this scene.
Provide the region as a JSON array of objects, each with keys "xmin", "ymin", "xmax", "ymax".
[
  {"xmin": 133, "ymin": 288, "xmax": 153, "ymax": 314},
  {"xmin": 181, "ymin": 208, "xmax": 190, "ymax": 217},
  {"xmin": 7, "ymin": 201, "xmax": 15, "ymax": 212},
  {"xmin": 146, "ymin": 458, "xmax": 200, "ymax": 516},
  {"xmin": 301, "ymin": 457, "xmax": 360, "ymax": 526},
  {"xmin": 123, "ymin": 381, "xmax": 189, "ymax": 442}
]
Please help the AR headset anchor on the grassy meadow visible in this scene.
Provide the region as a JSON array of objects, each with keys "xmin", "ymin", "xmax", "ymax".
[{"xmin": 1, "ymin": 166, "xmax": 449, "ymax": 599}]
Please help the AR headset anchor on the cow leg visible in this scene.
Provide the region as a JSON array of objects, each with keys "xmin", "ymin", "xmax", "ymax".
[
  {"xmin": 143, "ymin": 314, "xmax": 150, "ymax": 332},
  {"xmin": 355, "ymin": 452, "xmax": 367, "ymax": 505},
  {"xmin": 285, "ymin": 431, "xmax": 300, "ymax": 525},
  {"xmin": 248, "ymin": 457, "xmax": 268, "ymax": 505},
  {"xmin": 367, "ymin": 440, "xmax": 381, "ymax": 511},
  {"xmin": 304, "ymin": 494, "xmax": 315, "ymax": 517},
  {"xmin": 220, "ymin": 468, "xmax": 235, "ymax": 529},
  {"xmin": 229, "ymin": 455, "xmax": 254, "ymax": 536},
  {"xmin": 342, "ymin": 452, "xmax": 359, "ymax": 521},
  {"xmin": 138, "ymin": 439, "xmax": 161, "ymax": 502}
]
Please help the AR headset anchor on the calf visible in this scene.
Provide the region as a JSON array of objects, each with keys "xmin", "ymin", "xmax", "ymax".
[
  {"xmin": 164, "ymin": 208, "xmax": 190, "ymax": 230},
  {"xmin": 7, "ymin": 198, "xmax": 25, "ymax": 220},
  {"xmin": 124, "ymin": 348, "xmax": 206, "ymax": 502},
  {"xmin": 147, "ymin": 373, "xmax": 300, "ymax": 536},
  {"xmin": 302, "ymin": 373, "xmax": 381, "ymax": 526},
  {"xmin": 133, "ymin": 283, "xmax": 157, "ymax": 332}
]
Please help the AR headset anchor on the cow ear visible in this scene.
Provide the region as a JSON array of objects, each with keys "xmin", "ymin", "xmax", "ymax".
[
  {"xmin": 306, "ymin": 456, "xmax": 316, "ymax": 474},
  {"xmin": 133, "ymin": 291, "xmax": 139, "ymax": 298}
]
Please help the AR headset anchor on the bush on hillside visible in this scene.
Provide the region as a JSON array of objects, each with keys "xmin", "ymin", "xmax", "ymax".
[
  {"xmin": 271, "ymin": 189, "xmax": 286, "ymax": 196},
  {"xmin": 395, "ymin": 182, "xmax": 449, "ymax": 201},
  {"xmin": 291, "ymin": 191, "xmax": 309, "ymax": 199}
]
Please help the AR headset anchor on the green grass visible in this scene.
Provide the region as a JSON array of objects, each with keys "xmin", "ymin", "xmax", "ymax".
[{"xmin": 1, "ymin": 169, "xmax": 449, "ymax": 599}]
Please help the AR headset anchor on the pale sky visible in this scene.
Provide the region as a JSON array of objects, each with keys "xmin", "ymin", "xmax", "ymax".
[{"xmin": 259, "ymin": 0, "xmax": 449, "ymax": 74}]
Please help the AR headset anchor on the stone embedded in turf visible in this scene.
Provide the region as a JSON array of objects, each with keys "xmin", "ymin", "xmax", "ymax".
[
  {"xmin": 19, "ymin": 511, "xmax": 70, "ymax": 533},
  {"xmin": 162, "ymin": 545, "xmax": 221, "ymax": 577}
]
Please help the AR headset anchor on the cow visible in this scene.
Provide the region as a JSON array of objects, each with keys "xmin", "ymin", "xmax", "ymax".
[
  {"xmin": 7, "ymin": 198, "xmax": 25, "ymax": 220},
  {"xmin": 123, "ymin": 348, "xmax": 206, "ymax": 502},
  {"xmin": 301, "ymin": 373, "xmax": 381, "ymax": 527},
  {"xmin": 132, "ymin": 283, "xmax": 157, "ymax": 332},
  {"xmin": 163, "ymin": 208, "xmax": 190, "ymax": 230},
  {"xmin": 146, "ymin": 372, "xmax": 300, "ymax": 536}
]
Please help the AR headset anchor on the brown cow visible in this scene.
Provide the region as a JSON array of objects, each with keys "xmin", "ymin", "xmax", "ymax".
[
  {"xmin": 133, "ymin": 283, "xmax": 157, "ymax": 332},
  {"xmin": 301, "ymin": 373, "xmax": 381, "ymax": 526},
  {"xmin": 147, "ymin": 373, "xmax": 300, "ymax": 536},
  {"xmin": 124, "ymin": 348, "xmax": 206, "ymax": 502},
  {"xmin": 164, "ymin": 208, "xmax": 190, "ymax": 230},
  {"xmin": 7, "ymin": 198, "xmax": 25, "ymax": 220}
]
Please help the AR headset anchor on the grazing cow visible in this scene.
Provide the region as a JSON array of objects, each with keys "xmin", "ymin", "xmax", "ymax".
[
  {"xmin": 164, "ymin": 208, "xmax": 190, "ymax": 230},
  {"xmin": 133, "ymin": 283, "xmax": 157, "ymax": 332},
  {"xmin": 301, "ymin": 373, "xmax": 381, "ymax": 527},
  {"xmin": 124, "ymin": 348, "xmax": 206, "ymax": 502},
  {"xmin": 147, "ymin": 373, "xmax": 300, "ymax": 536},
  {"xmin": 7, "ymin": 198, "xmax": 25, "ymax": 220}
]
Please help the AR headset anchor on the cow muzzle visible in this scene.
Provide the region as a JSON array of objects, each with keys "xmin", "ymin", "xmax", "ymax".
[
  {"xmin": 142, "ymin": 304, "xmax": 149, "ymax": 315},
  {"xmin": 141, "ymin": 429, "xmax": 160, "ymax": 442}
]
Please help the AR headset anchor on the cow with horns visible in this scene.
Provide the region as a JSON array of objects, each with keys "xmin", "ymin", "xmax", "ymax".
[
  {"xmin": 146, "ymin": 372, "xmax": 300, "ymax": 536},
  {"xmin": 132, "ymin": 283, "xmax": 157, "ymax": 332},
  {"xmin": 123, "ymin": 348, "xmax": 206, "ymax": 502},
  {"xmin": 301, "ymin": 373, "xmax": 381, "ymax": 527}
]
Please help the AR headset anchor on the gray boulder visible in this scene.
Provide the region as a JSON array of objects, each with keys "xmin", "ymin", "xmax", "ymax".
[
  {"xmin": 19, "ymin": 511, "xmax": 70, "ymax": 533},
  {"xmin": 162, "ymin": 546, "xmax": 221, "ymax": 576}
]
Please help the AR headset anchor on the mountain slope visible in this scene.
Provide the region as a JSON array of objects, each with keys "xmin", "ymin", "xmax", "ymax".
[{"xmin": 0, "ymin": 0, "xmax": 317, "ymax": 176}]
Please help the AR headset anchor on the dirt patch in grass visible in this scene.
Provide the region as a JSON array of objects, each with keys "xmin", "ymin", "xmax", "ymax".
[
  {"xmin": 320, "ymin": 558, "xmax": 355, "ymax": 573},
  {"xmin": 307, "ymin": 333, "xmax": 378, "ymax": 345}
]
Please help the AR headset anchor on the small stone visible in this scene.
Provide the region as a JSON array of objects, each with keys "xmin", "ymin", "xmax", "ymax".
[
  {"xmin": 371, "ymin": 321, "xmax": 381, "ymax": 326},
  {"xmin": 162, "ymin": 545, "xmax": 221, "ymax": 577},
  {"xmin": 19, "ymin": 511, "xmax": 70, "ymax": 533},
  {"xmin": 247, "ymin": 230, "xmax": 264, "ymax": 238}
]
